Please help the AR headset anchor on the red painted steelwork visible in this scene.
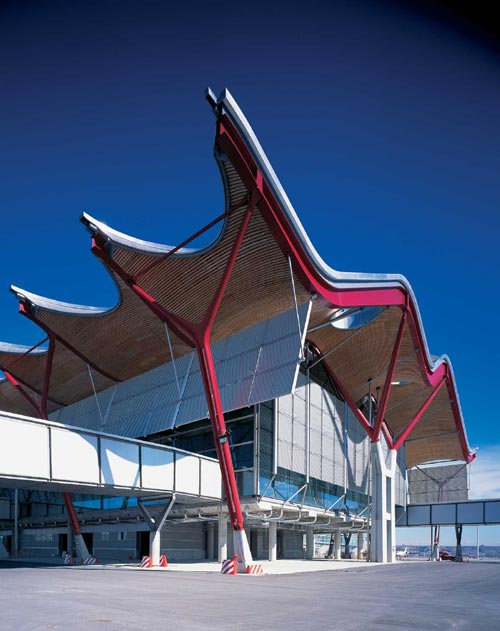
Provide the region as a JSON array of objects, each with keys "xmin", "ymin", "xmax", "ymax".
[
  {"xmin": 91, "ymin": 236, "xmax": 195, "ymax": 349},
  {"xmin": 62, "ymin": 493, "xmax": 81, "ymax": 535},
  {"xmin": 1, "ymin": 336, "xmax": 49, "ymax": 368},
  {"xmin": 18, "ymin": 301, "xmax": 121, "ymax": 384},
  {"xmin": 89, "ymin": 200, "xmax": 257, "ymax": 532},
  {"xmin": 2, "ymin": 370, "xmax": 42, "ymax": 414},
  {"xmin": 197, "ymin": 344, "xmax": 243, "ymax": 529},
  {"xmin": 393, "ymin": 377, "xmax": 447, "ymax": 451},
  {"xmin": 372, "ymin": 311, "xmax": 407, "ymax": 443},
  {"xmin": 381, "ymin": 423, "xmax": 394, "ymax": 450},
  {"xmin": 215, "ymin": 114, "xmax": 473, "ymax": 463},
  {"xmin": 307, "ymin": 340, "xmax": 373, "ymax": 438},
  {"xmin": 133, "ymin": 198, "xmax": 248, "ymax": 283},
  {"xmin": 197, "ymin": 189, "xmax": 260, "ymax": 337}
]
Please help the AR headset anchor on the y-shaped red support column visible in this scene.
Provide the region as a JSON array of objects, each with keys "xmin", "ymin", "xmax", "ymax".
[{"xmin": 90, "ymin": 189, "xmax": 261, "ymax": 569}]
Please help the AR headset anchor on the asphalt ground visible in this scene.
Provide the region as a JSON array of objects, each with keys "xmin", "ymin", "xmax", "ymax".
[{"xmin": 1, "ymin": 560, "xmax": 499, "ymax": 630}]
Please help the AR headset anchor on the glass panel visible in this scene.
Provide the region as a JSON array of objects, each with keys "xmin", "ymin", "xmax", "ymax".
[{"xmin": 231, "ymin": 443, "xmax": 253, "ymax": 470}]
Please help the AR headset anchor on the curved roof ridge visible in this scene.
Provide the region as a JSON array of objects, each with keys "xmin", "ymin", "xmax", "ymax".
[
  {"xmin": 0, "ymin": 341, "xmax": 47, "ymax": 355},
  {"xmin": 10, "ymin": 285, "xmax": 111, "ymax": 316},
  {"xmin": 81, "ymin": 212, "xmax": 199, "ymax": 256},
  {"xmin": 213, "ymin": 87, "xmax": 472, "ymax": 460}
]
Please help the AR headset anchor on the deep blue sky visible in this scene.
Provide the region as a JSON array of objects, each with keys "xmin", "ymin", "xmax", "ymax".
[{"xmin": 1, "ymin": 1, "xmax": 499, "ymax": 472}]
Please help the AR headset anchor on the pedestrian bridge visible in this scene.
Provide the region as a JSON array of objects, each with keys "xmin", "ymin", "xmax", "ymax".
[
  {"xmin": 0, "ymin": 411, "xmax": 221, "ymax": 501},
  {"xmin": 396, "ymin": 499, "xmax": 500, "ymax": 527}
]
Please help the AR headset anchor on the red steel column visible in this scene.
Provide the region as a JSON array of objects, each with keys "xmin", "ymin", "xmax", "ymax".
[
  {"xmin": 182, "ymin": 197, "xmax": 257, "ymax": 531},
  {"xmin": 89, "ymin": 192, "xmax": 258, "ymax": 535},
  {"xmin": 393, "ymin": 377, "xmax": 447, "ymax": 451},
  {"xmin": 196, "ymin": 342, "xmax": 243, "ymax": 529},
  {"xmin": 307, "ymin": 340, "xmax": 373, "ymax": 438}
]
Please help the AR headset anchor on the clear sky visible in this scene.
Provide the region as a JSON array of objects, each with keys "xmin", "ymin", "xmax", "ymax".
[{"xmin": 1, "ymin": 1, "xmax": 499, "ymax": 541}]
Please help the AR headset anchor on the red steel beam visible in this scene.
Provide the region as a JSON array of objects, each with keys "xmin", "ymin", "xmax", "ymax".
[
  {"xmin": 191, "ymin": 200, "xmax": 257, "ymax": 531},
  {"xmin": 133, "ymin": 198, "xmax": 247, "ymax": 283},
  {"xmin": 91, "ymin": 236, "xmax": 195, "ymax": 349},
  {"xmin": 62, "ymin": 493, "xmax": 81, "ymax": 536},
  {"xmin": 372, "ymin": 310, "xmax": 407, "ymax": 442},
  {"xmin": 215, "ymin": 114, "xmax": 473, "ymax": 462},
  {"xmin": 196, "ymin": 343, "xmax": 243, "ymax": 529},
  {"xmin": 19, "ymin": 301, "xmax": 121, "ymax": 384},
  {"xmin": 381, "ymin": 423, "xmax": 394, "ymax": 450},
  {"xmin": 198, "ymin": 188, "xmax": 259, "ymax": 336},
  {"xmin": 307, "ymin": 340, "xmax": 373, "ymax": 438},
  {"xmin": 393, "ymin": 377, "xmax": 448, "ymax": 451},
  {"xmin": 89, "ymin": 195, "xmax": 257, "ymax": 532},
  {"xmin": 2, "ymin": 370, "xmax": 42, "ymax": 415}
]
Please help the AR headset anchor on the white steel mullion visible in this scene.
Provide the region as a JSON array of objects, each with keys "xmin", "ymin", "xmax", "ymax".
[
  {"xmin": 172, "ymin": 350, "xmax": 195, "ymax": 426},
  {"xmin": 288, "ymin": 256, "xmax": 304, "ymax": 360},
  {"xmin": 165, "ymin": 322, "xmax": 181, "ymax": 398},
  {"xmin": 87, "ymin": 363, "xmax": 104, "ymax": 426}
]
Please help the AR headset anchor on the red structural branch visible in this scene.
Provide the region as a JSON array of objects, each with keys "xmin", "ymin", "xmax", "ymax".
[
  {"xmin": 89, "ymin": 191, "xmax": 262, "ymax": 532},
  {"xmin": 215, "ymin": 113, "xmax": 474, "ymax": 464},
  {"xmin": 18, "ymin": 301, "xmax": 121, "ymax": 384},
  {"xmin": 308, "ymin": 339, "xmax": 450, "ymax": 454}
]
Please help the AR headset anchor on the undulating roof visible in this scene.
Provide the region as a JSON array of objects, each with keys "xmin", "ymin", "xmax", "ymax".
[{"xmin": 0, "ymin": 88, "xmax": 474, "ymax": 469}]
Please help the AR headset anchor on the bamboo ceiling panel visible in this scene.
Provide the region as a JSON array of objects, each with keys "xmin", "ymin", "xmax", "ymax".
[{"xmin": 0, "ymin": 88, "xmax": 473, "ymax": 468}]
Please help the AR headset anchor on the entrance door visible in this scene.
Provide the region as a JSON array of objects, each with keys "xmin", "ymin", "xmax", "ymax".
[
  {"xmin": 1, "ymin": 535, "xmax": 12, "ymax": 554},
  {"xmin": 250, "ymin": 530, "xmax": 258, "ymax": 559},
  {"xmin": 277, "ymin": 530, "xmax": 284, "ymax": 559},
  {"xmin": 137, "ymin": 530, "xmax": 150, "ymax": 559},
  {"xmin": 58, "ymin": 533, "xmax": 68, "ymax": 555},
  {"xmin": 82, "ymin": 532, "xmax": 93, "ymax": 555}
]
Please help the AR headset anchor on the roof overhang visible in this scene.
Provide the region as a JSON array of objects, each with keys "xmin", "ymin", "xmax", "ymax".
[{"xmin": 0, "ymin": 88, "xmax": 474, "ymax": 468}]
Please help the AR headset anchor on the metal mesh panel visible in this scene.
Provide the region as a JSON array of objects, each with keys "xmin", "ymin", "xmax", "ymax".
[
  {"xmin": 408, "ymin": 464, "xmax": 468, "ymax": 504},
  {"xmin": 278, "ymin": 440, "xmax": 293, "ymax": 471},
  {"xmin": 310, "ymin": 451, "xmax": 322, "ymax": 479},
  {"xmin": 54, "ymin": 305, "xmax": 309, "ymax": 438}
]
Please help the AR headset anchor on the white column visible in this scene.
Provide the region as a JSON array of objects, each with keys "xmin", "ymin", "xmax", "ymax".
[
  {"xmin": 357, "ymin": 532, "xmax": 364, "ymax": 560},
  {"xmin": 305, "ymin": 526, "xmax": 314, "ymax": 560},
  {"xmin": 150, "ymin": 530, "xmax": 161, "ymax": 566},
  {"xmin": 138, "ymin": 496, "xmax": 175, "ymax": 567},
  {"xmin": 67, "ymin": 523, "xmax": 73, "ymax": 558},
  {"xmin": 268, "ymin": 522, "xmax": 277, "ymax": 562},
  {"xmin": 334, "ymin": 532, "xmax": 341, "ymax": 560},
  {"xmin": 233, "ymin": 529, "xmax": 253, "ymax": 571},
  {"xmin": 207, "ymin": 523, "xmax": 215, "ymax": 560},
  {"xmin": 218, "ymin": 514, "xmax": 228, "ymax": 562},
  {"xmin": 13, "ymin": 489, "xmax": 19, "ymax": 558},
  {"xmin": 370, "ymin": 443, "xmax": 396, "ymax": 563},
  {"xmin": 387, "ymin": 449, "xmax": 397, "ymax": 563}
]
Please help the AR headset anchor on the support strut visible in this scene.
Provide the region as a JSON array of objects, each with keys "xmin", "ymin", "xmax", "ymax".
[{"xmin": 88, "ymin": 190, "xmax": 261, "ymax": 570}]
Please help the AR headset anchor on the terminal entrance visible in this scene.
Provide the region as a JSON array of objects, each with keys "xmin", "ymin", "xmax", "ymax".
[
  {"xmin": 82, "ymin": 533, "xmax": 93, "ymax": 556},
  {"xmin": 58, "ymin": 533, "xmax": 68, "ymax": 556},
  {"xmin": 137, "ymin": 531, "xmax": 149, "ymax": 558}
]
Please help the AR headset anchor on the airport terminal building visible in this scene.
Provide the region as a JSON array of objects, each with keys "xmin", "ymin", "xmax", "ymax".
[{"xmin": 0, "ymin": 89, "xmax": 474, "ymax": 569}]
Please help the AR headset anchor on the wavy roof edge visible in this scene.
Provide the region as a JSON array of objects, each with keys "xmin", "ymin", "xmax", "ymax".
[
  {"xmin": 0, "ymin": 88, "xmax": 474, "ymax": 464},
  {"xmin": 213, "ymin": 87, "xmax": 474, "ymax": 463}
]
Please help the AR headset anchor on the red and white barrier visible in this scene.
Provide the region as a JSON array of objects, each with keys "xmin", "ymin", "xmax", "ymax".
[
  {"xmin": 221, "ymin": 554, "xmax": 238, "ymax": 575},
  {"xmin": 245, "ymin": 564, "xmax": 264, "ymax": 575},
  {"xmin": 141, "ymin": 556, "xmax": 152, "ymax": 568},
  {"xmin": 159, "ymin": 554, "xmax": 168, "ymax": 567},
  {"xmin": 63, "ymin": 552, "xmax": 74, "ymax": 565},
  {"xmin": 82, "ymin": 557, "xmax": 97, "ymax": 565}
]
